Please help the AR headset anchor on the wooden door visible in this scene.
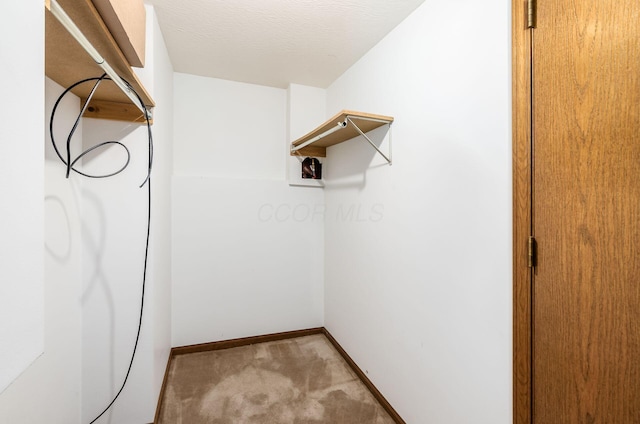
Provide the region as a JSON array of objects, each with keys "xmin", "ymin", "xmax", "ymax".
[{"xmin": 514, "ymin": 0, "xmax": 640, "ymax": 423}]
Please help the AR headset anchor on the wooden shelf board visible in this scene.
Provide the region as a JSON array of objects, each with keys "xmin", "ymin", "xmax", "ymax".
[
  {"xmin": 92, "ymin": 0, "xmax": 146, "ymax": 68},
  {"xmin": 82, "ymin": 98, "xmax": 152, "ymax": 124},
  {"xmin": 45, "ymin": 0, "xmax": 155, "ymax": 120},
  {"xmin": 290, "ymin": 110, "xmax": 394, "ymax": 157},
  {"xmin": 292, "ymin": 145, "xmax": 327, "ymax": 158}
]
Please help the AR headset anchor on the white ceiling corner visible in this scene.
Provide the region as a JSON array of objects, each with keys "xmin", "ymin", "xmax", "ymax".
[{"xmin": 146, "ymin": 0, "xmax": 426, "ymax": 88}]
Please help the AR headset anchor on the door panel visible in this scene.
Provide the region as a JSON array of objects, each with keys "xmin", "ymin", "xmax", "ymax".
[{"xmin": 532, "ymin": 0, "xmax": 640, "ymax": 422}]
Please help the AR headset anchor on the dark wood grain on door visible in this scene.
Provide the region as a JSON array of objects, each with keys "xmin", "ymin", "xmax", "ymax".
[{"xmin": 531, "ymin": 0, "xmax": 640, "ymax": 422}]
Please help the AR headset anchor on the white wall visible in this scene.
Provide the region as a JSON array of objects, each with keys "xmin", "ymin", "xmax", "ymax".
[
  {"xmin": 323, "ymin": 1, "xmax": 512, "ymax": 423},
  {"xmin": 147, "ymin": 6, "xmax": 175, "ymax": 403},
  {"xmin": 1, "ymin": 2, "xmax": 512, "ymax": 423},
  {"xmin": 81, "ymin": 7, "xmax": 173, "ymax": 423},
  {"xmin": 0, "ymin": 78, "xmax": 83, "ymax": 424},
  {"xmin": 287, "ymin": 84, "xmax": 327, "ymax": 186},
  {"xmin": 1, "ymin": 5, "xmax": 173, "ymax": 423},
  {"xmin": 172, "ymin": 74, "xmax": 324, "ymax": 346},
  {"xmin": 80, "ymin": 107, "xmax": 155, "ymax": 424},
  {"xmin": 173, "ymin": 74, "xmax": 287, "ymax": 180},
  {"xmin": 0, "ymin": 0, "xmax": 44, "ymax": 395},
  {"xmin": 287, "ymin": 84, "xmax": 327, "ymax": 143},
  {"xmin": 0, "ymin": 2, "xmax": 81, "ymax": 422}
]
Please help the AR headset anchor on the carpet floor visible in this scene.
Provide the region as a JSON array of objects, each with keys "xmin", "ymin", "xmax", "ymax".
[{"xmin": 157, "ymin": 334, "xmax": 396, "ymax": 424}]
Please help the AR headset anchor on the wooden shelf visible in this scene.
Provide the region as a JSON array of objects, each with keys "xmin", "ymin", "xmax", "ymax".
[
  {"xmin": 45, "ymin": 0, "xmax": 155, "ymax": 123},
  {"xmin": 291, "ymin": 110, "xmax": 394, "ymax": 158}
]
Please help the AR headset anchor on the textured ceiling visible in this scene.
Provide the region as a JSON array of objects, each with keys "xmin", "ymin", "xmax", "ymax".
[{"xmin": 146, "ymin": 0, "xmax": 426, "ymax": 88}]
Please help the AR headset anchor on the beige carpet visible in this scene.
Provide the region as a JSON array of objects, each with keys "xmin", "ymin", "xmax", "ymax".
[{"xmin": 157, "ymin": 334, "xmax": 396, "ymax": 424}]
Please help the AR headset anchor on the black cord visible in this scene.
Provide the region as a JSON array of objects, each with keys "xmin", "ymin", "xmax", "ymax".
[
  {"xmin": 88, "ymin": 179, "xmax": 151, "ymax": 424},
  {"xmin": 49, "ymin": 76, "xmax": 154, "ymax": 424},
  {"xmin": 50, "ymin": 75, "xmax": 132, "ymax": 180}
]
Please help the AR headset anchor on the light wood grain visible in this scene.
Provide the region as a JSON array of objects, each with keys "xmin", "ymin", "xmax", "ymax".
[
  {"xmin": 291, "ymin": 110, "xmax": 393, "ymax": 157},
  {"xmin": 291, "ymin": 145, "xmax": 327, "ymax": 158},
  {"xmin": 45, "ymin": 0, "xmax": 154, "ymax": 119},
  {"xmin": 532, "ymin": 0, "xmax": 640, "ymax": 422},
  {"xmin": 92, "ymin": 0, "xmax": 146, "ymax": 67},
  {"xmin": 82, "ymin": 98, "xmax": 152, "ymax": 124}
]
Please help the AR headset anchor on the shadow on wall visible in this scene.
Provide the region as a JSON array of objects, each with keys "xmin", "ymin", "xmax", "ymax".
[
  {"xmin": 324, "ymin": 125, "xmax": 391, "ymax": 187},
  {"xmin": 44, "ymin": 195, "xmax": 72, "ymax": 262},
  {"xmin": 79, "ymin": 188, "xmax": 118, "ymax": 411}
]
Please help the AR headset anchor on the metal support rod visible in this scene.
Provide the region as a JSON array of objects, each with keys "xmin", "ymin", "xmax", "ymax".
[
  {"xmin": 346, "ymin": 117, "xmax": 392, "ymax": 165},
  {"xmin": 291, "ymin": 120, "xmax": 347, "ymax": 152},
  {"xmin": 48, "ymin": 0, "xmax": 150, "ymax": 118}
]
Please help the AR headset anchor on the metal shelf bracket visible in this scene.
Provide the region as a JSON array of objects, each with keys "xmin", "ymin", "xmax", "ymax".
[
  {"xmin": 290, "ymin": 114, "xmax": 392, "ymax": 164},
  {"xmin": 345, "ymin": 115, "xmax": 392, "ymax": 165}
]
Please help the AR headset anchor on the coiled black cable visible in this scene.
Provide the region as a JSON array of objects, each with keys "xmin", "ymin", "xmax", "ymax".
[{"xmin": 49, "ymin": 75, "xmax": 154, "ymax": 424}]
